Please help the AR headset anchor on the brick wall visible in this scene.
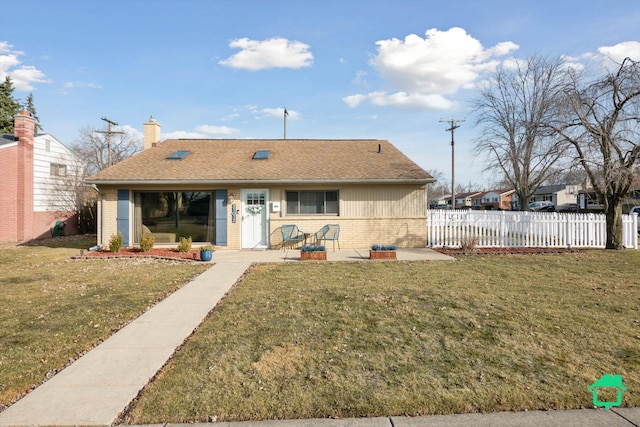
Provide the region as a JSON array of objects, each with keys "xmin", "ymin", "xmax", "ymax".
[{"xmin": 0, "ymin": 145, "xmax": 19, "ymax": 241}]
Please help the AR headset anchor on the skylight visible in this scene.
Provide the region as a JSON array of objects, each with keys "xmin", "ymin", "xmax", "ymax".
[
  {"xmin": 166, "ymin": 150, "xmax": 191, "ymax": 160},
  {"xmin": 252, "ymin": 150, "xmax": 270, "ymax": 160}
]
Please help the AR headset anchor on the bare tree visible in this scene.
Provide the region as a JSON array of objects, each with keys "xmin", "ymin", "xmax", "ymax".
[
  {"xmin": 473, "ymin": 56, "xmax": 570, "ymax": 210},
  {"xmin": 552, "ymin": 58, "xmax": 640, "ymax": 249},
  {"xmin": 426, "ymin": 169, "xmax": 450, "ymax": 198},
  {"xmin": 49, "ymin": 158, "xmax": 98, "ymax": 233},
  {"xmin": 72, "ymin": 125, "xmax": 142, "ymax": 174}
]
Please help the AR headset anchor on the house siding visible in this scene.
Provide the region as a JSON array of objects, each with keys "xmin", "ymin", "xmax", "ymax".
[
  {"xmin": 268, "ymin": 184, "xmax": 427, "ymax": 248},
  {"xmin": 0, "ymin": 121, "xmax": 80, "ymax": 242},
  {"xmin": 96, "ymin": 184, "xmax": 428, "ymax": 249},
  {"xmin": 33, "ymin": 134, "xmax": 80, "ymax": 212}
]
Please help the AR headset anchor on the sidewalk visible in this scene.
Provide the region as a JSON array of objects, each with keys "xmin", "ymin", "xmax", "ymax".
[{"xmin": 0, "ymin": 248, "xmax": 637, "ymax": 426}]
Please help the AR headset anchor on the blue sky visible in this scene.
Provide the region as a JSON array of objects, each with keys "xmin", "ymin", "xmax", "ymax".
[{"xmin": 1, "ymin": 0, "xmax": 639, "ymax": 186}]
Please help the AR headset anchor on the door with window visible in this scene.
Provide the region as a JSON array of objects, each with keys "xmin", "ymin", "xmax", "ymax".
[{"xmin": 241, "ymin": 190, "xmax": 268, "ymax": 248}]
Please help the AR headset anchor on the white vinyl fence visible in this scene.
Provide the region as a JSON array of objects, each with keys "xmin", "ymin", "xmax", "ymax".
[{"xmin": 427, "ymin": 209, "xmax": 638, "ymax": 249}]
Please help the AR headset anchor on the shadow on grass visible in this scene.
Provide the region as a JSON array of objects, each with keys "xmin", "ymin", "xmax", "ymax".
[{"xmin": 19, "ymin": 234, "xmax": 97, "ymax": 250}]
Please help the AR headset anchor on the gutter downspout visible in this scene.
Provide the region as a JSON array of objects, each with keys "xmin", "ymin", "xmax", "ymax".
[{"xmin": 100, "ymin": 192, "xmax": 106, "ymax": 248}]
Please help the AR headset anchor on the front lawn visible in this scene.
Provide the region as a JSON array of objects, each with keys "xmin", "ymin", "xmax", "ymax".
[
  {"xmin": 0, "ymin": 237, "xmax": 209, "ymax": 409},
  {"xmin": 124, "ymin": 251, "xmax": 640, "ymax": 423}
]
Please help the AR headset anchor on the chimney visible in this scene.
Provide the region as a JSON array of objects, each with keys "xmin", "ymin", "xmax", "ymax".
[
  {"xmin": 15, "ymin": 110, "xmax": 35, "ymax": 145},
  {"xmin": 14, "ymin": 111, "xmax": 35, "ymax": 241},
  {"xmin": 143, "ymin": 116, "xmax": 161, "ymax": 150}
]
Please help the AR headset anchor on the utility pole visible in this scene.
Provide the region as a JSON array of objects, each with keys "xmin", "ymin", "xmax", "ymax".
[
  {"xmin": 439, "ymin": 119, "xmax": 464, "ymax": 210},
  {"xmin": 283, "ymin": 108, "xmax": 289, "ymax": 139},
  {"xmin": 96, "ymin": 117, "xmax": 124, "ymax": 168}
]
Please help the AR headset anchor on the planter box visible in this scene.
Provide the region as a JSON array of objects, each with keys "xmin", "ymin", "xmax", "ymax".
[
  {"xmin": 369, "ymin": 250, "xmax": 397, "ymax": 260},
  {"xmin": 301, "ymin": 251, "xmax": 327, "ymax": 261}
]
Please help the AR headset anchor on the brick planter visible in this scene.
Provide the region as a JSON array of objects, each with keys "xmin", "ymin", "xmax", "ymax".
[
  {"xmin": 369, "ymin": 250, "xmax": 397, "ymax": 260},
  {"xmin": 300, "ymin": 251, "xmax": 327, "ymax": 261}
]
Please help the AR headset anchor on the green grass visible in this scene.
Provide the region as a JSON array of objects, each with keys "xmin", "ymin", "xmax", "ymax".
[
  {"xmin": 124, "ymin": 251, "xmax": 640, "ymax": 423},
  {"xmin": 0, "ymin": 237, "xmax": 209, "ymax": 409}
]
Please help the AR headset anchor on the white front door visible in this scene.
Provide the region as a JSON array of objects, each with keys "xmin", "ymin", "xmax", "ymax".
[{"xmin": 241, "ymin": 189, "xmax": 268, "ymax": 249}]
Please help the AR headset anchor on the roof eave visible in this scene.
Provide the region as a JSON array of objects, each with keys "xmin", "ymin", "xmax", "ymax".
[{"xmin": 85, "ymin": 178, "xmax": 435, "ymax": 186}]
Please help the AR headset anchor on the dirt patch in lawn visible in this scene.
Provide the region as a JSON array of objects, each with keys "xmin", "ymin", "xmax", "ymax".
[{"xmin": 433, "ymin": 247, "xmax": 579, "ymax": 256}]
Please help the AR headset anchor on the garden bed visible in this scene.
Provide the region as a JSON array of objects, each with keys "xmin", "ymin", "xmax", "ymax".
[
  {"xmin": 433, "ymin": 247, "xmax": 579, "ymax": 256},
  {"xmin": 80, "ymin": 247, "xmax": 202, "ymax": 261}
]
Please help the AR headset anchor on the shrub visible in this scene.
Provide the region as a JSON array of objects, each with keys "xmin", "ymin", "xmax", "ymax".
[
  {"xmin": 301, "ymin": 244, "xmax": 326, "ymax": 252},
  {"xmin": 371, "ymin": 244, "xmax": 397, "ymax": 251},
  {"xmin": 177, "ymin": 236, "xmax": 192, "ymax": 253},
  {"xmin": 139, "ymin": 233, "xmax": 155, "ymax": 252},
  {"xmin": 199, "ymin": 245, "xmax": 214, "ymax": 252},
  {"xmin": 108, "ymin": 232, "xmax": 123, "ymax": 253},
  {"xmin": 460, "ymin": 235, "xmax": 479, "ymax": 253}
]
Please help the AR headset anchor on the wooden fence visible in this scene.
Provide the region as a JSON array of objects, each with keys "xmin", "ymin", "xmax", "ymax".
[{"xmin": 427, "ymin": 209, "xmax": 638, "ymax": 249}]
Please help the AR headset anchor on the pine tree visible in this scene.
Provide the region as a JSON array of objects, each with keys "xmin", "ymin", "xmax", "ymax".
[
  {"xmin": 0, "ymin": 76, "xmax": 21, "ymax": 134},
  {"xmin": 26, "ymin": 93, "xmax": 42, "ymax": 133}
]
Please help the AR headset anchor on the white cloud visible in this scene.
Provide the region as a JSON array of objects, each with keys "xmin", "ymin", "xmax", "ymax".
[
  {"xmin": 351, "ymin": 70, "xmax": 369, "ymax": 86},
  {"xmin": 219, "ymin": 37, "xmax": 313, "ymax": 70},
  {"xmin": 344, "ymin": 27, "xmax": 518, "ymax": 111},
  {"xmin": 220, "ymin": 113, "xmax": 240, "ymax": 121},
  {"xmin": 119, "ymin": 124, "xmax": 143, "ymax": 141},
  {"xmin": 195, "ymin": 124, "xmax": 239, "ymax": 135},
  {"xmin": 60, "ymin": 80, "xmax": 102, "ymax": 95},
  {"xmin": 343, "ymin": 94, "xmax": 367, "ymax": 108},
  {"xmin": 346, "ymin": 91, "xmax": 456, "ymax": 110},
  {"xmin": 596, "ymin": 41, "xmax": 640, "ymax": 71},
  {"xmin": 260, "ymin": 107, "xmax": 299, "ymax": 119},
  {"xmin": 163, "ymin": 124, "xmax": 240, "ymax": 140},
  {"xmin": 163, "ymin": 130, "xmax": 206, "ymax": 139},
  {"xmin": 0, "ymin": 41, "xmax": 50, "ymax": 91}
]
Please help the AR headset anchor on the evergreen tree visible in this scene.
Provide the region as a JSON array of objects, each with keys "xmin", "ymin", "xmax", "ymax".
[
  {"xmin": 0, "ymin": 76, "xmax": 21, "ymax": 133},
  {"xmin": 26, "ymin": 93, "xmax": 42, "ymax": 133}
]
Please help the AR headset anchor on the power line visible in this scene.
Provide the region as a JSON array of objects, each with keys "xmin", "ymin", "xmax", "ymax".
[
  {"xmin": 95, "ymin": 117, "xmax": 124, "ymax": 167},
  {"xmin": 439, "ymin": 119, "xmax": 465, "ymax": 210}
]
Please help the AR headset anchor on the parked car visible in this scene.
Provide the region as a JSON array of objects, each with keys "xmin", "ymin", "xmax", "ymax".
[{"xmin": 529, "ymin": 201, "xmax": 555, "ymax": 212}]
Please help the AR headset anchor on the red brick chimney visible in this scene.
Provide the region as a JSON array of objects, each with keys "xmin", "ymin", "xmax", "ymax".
[{"xmin": 15, "ymin": 111, "xmax": 35, "ymax": 241}]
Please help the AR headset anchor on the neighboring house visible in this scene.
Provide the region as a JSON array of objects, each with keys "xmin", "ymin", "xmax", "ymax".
[
  {"xmin": 85, "ymin": 118, "xmax": 434, "ymax": 250},
  {"xmin": 472, "ymin": 189, "xmax": 515, "ymax": 210},
  {"xmin": 511, "ymin": 184, "xmax": 582, "ymax": 210},
  {"xmin": 429, "ymin": 194, "xmax": 451, "ymax": 209},
  {"xmin": 0, "ymin": 111, "xmax": 81, "ymax": 242},
  {"xmin": 454, "ymin": 191, "xmax": 482, "ymax": 209}
]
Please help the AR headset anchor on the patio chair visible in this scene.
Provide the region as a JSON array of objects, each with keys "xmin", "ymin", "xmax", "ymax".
[
  {"xmin": 314, "ymin": 224, "xmax": 340, "ymax": 251},
  {"xmin": 281, "ymin": 224, "xmax": 306, "ymax": 250}
]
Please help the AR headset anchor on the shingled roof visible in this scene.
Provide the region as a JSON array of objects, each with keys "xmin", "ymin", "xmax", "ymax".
[{"xmin": 86, "ymin": 139, "xmax": 433, "ymax": 185}]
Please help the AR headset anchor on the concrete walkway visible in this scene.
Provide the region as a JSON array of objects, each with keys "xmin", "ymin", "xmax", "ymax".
[{"xmin": 1, "ymin": 248, "xmax": 637, "ymax": 426}]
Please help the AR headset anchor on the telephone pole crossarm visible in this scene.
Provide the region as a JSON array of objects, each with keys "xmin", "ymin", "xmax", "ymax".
[
  {"xmin": 439, "ymin": 119, "xmax": 465, "ymax": 210},
  {"xmin": 96, "ymin": 117, "xmax": 124, "ymax": 168}
]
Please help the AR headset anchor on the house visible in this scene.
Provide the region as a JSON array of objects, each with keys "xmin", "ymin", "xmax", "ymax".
[
  {"xmin": 471, "ymin": 189, "xmax": 514, "ymax": 210},
  {"xmin": 429, "ymin": 194, "xmax": 451, "ymax": 209},
  {"xmin": 511, "ymin": 184, "xmax": 582, "ymax": 210},
  {"xmin": 454, "ymin": 191, "xmax": 482, "ymax": 209},
  {"xmin": 0, "ymin": 111, "xmax": 81, "ymax": 242},
  {"xmin": 85, "ymin": 118, "xmax": 434, "ymax": 250}
]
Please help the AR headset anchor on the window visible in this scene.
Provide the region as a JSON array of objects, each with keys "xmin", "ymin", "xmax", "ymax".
[
  {"xmin": 166, "ymin": 150, "xmax": 191, "ymax": 160},
  {"xmin": 133, "ymin": 191, "xmax": 214, "ymax": 243},
  {"xmin": 286, "ymin": 190, "xmax": 338, "ymax": 215},
  {"xmin": 50, "ymin": 163, "xmax": 67, "ymax": 177},
  {"xmin": 252, "ymin": 150, "xmax": 270, "ymax": 160}
]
